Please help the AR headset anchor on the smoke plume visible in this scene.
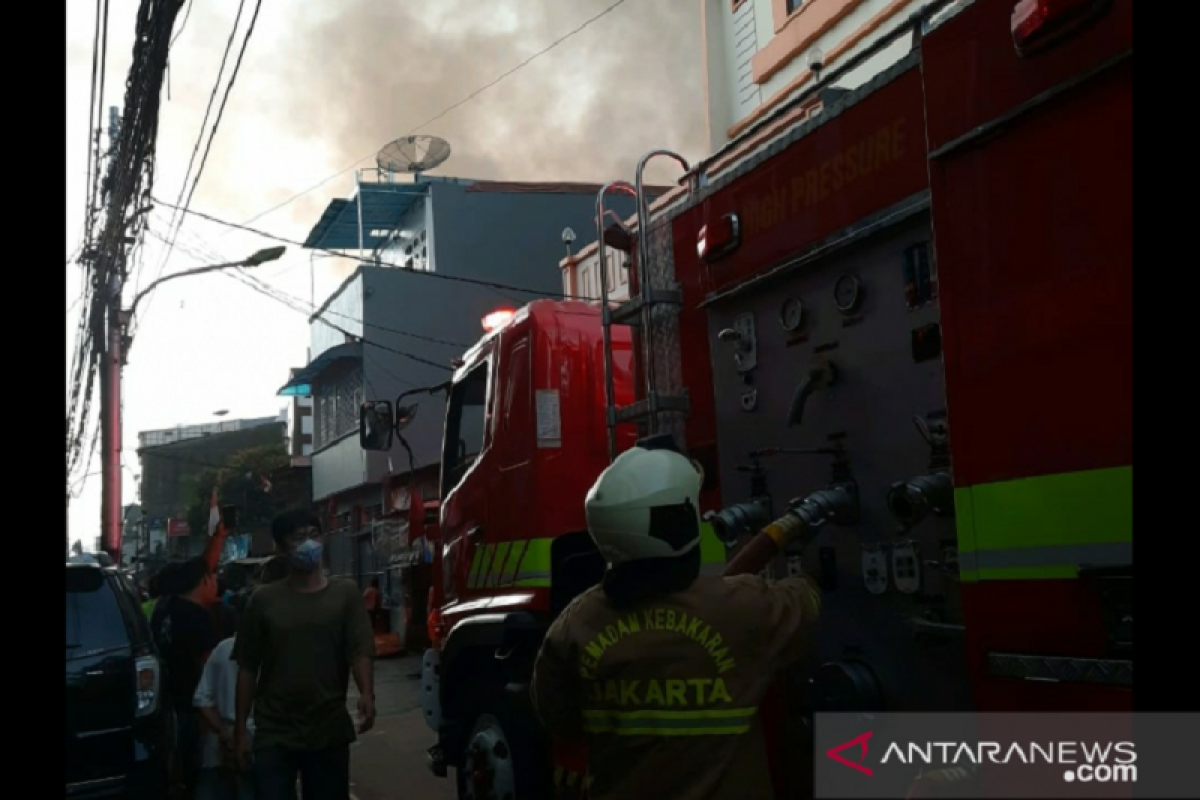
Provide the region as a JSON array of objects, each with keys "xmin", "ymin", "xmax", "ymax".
[{"xmin": 162, "ymin": 0, "xmax": 708, "ymax": 283}]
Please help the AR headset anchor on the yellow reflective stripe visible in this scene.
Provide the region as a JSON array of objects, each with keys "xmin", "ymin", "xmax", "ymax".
[
  {"xmin": 488, "ymin": 542, "xmax": 512, "ymax": 588},
  {"xmin": 465, "ymin": 539, "xmax": 556, "ymax": 589},
  {"xmin": 514, "ymin": 538, "xmax": 553, "ymax": 586},
  {"xmin": 699, "ymin": 521, "xmax": 725, "ymax": 564},
  {"xmin": 581, "ymin": 707, "xmax": 756, "ymax": 736},
  {"xmin": 519, "ymin": 538, "xmax": 553, "ymax": 571},
  {"xmin": 583, "ymin": 708, "xmax": 755, "ymax": 719},
  {"xmin": 956, "ymin": 466, "xmax": 1132, "ymax": 583},
  {"xmin": 500, "ymin": 540, "xmax": 526, "ymax": 584},
  {"xmin": 465, "ymin": 528, "xmax": 731, "ymax": 589},
  {"xmin": 699, "ymin": 521, "xmax": 726, "ymax": 575},
  {"xmin": 970, "ymin": 565, "xmax": 1081, "ymax": 581},
  {"xmin": 468, "ymin": 545, "xmax": 486, "ymax": 588}
]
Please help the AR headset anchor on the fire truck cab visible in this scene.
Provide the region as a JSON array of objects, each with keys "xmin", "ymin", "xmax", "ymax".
[{"xmin": 364, "ymin": 301, "xmax": 642, "ymax": 796}]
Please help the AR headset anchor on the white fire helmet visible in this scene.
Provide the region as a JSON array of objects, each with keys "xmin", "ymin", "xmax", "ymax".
[{"xmin": 585, "ymin": 436, "xmax": 704, "ymax": 566}]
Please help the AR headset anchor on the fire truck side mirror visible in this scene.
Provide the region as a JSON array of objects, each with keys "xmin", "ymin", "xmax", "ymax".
[{"xmin": 360, "ymin": 401, "xmax": 394, "ymax": 451}]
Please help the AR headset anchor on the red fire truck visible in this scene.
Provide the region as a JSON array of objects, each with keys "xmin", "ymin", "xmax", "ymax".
[{"xmin": 360, "ymin": 0, "xmax": 1131, "ymax": 796}]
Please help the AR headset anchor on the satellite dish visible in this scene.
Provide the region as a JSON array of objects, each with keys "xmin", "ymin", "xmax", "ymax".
[{"xmin": 376, "ymin": 135, "xmax": 452, "ymax": 175}]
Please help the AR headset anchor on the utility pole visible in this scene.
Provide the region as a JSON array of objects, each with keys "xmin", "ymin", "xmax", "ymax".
[
  {"xmin": 100, "ymin": 271, "xmax": 125, "ymax": 560},
  {"xmin": 98, "ymin": 246, "xmax": 285, "ymax": 561},
  {"xmin": 99, "ymin": 105, "xmax": 124, "ymax": 562},
  {"xmin": 86, "ymin": 0, "xmax": 194, "ymax": 557}
]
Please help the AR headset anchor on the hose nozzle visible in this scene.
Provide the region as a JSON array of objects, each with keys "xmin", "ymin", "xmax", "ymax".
[
  {"xmin": 763, "ymin": 483, "xmax": 859, "ymax": 551},
  {"xmin": 790, "ymin": 482, "xmax": 859, "ymax": 528},
  {"xmin": 707, "ymin": 499, "xmax": 773, "ymax": 546},
  {"xmin": 886, "ymin": 472, "xmax": 954, "ymax": 526}
]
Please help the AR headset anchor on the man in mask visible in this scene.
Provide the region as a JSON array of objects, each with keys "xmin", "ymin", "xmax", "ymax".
[{"xmin": 232, "ymin": 510, "xmax": 376, "ymax": 800}]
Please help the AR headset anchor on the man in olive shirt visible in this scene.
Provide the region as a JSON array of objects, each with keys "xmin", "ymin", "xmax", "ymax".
[{"xmin": 233, "ymin": 510, "xmax": 375, "ymax": 800}]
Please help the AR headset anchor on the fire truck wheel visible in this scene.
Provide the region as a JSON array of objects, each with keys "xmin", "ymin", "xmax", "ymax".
[{"xmin": 455, "ymin": 700, "xmax": 548, "ymax": 800}]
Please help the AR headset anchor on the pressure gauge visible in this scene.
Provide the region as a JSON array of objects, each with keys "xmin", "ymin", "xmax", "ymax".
[
  {"xmin": 833, "ymin": 274, "xmax": 863, "ymax": 315},
  {"xmin": 779, "ymin": 296, "xmax": 805, "ymax": 331}
]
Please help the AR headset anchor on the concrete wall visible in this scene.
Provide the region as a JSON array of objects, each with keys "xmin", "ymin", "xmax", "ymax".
[
  {"xmin": 312, "ymin": 273, "xmax": 365, "ymax": 359},
  {"xmin": 377, "ymin": 196, "xmax": 434, "ymax": 272},
  {"xmin": 312, "ymin": 435, "xmax": 367, "ymax": 501}
]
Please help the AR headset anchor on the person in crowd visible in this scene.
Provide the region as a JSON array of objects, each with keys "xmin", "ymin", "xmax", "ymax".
[
  {"xmin": 233, "ymin": 510, "xmax": 376, "ymax": 800},
  {"xmin": 194, "ymin": 604, "xmax": 256, "ymax": 800},
  {"xmin": 151, "ymin": 557, "xmax": 221, "ymax": 799}
]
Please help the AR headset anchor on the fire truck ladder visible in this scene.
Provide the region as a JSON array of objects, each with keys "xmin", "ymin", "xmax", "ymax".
[{"xmin": 594, "ymin": 150, "xmax": 693, "ymax": 461}]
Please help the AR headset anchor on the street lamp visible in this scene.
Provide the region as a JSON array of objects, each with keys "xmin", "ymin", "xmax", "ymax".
[
  {"xmin": 99, "ymin": 246, "xmax": 287, "ymax": 560},
  {"xmin": 127, "ymin": 246, "xmax": 286, "ymax": 319}
]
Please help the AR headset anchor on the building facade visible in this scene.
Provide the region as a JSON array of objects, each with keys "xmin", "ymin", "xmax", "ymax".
[
  {"xmin": 702, "ymin": 0, "xmax": 965, "ymax": 152},
  {"xmin": 558, "ymin": 185, "xmax": 682, "ymax": 303},
  {"xmin": 286, "ymin": 175, "xmax": 652, "ymax": 632},
  {"xmin": 136, "ymin": 417, "xmax": 287, "ymax": 560},
  {"xmin": 137, "ymin": 416, "xmax": 279, "ymax": 450},
  {"xmin": 561, "ymin": 244, "xmax": 630, "ymax": 304}
]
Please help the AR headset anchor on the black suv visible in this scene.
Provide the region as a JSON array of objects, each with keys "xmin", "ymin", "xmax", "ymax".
[{"xmin": 66, "ymin": 555, "xmax": 173, "ymax": 798}]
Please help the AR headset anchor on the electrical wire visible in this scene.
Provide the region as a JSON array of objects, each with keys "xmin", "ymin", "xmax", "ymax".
[
  {"xmin": 169, "ymin": 0, "xmax": 193, "ymax": 48},
  {"xmin": 178, "ymin": 0, "xmax": 262, "ymax": 228},
  {"xmin": 141, "ymin": 220, "xmax": 459, "ymax": 372},
  {"xmin": 224, "ymin": 270, "xmax": 453, "ymax": 371},
  {"xmin": 70, "ymin": 0, "xmax": 109, "ymax": 464},
  {"xmin": 142, "ymin": 221, "xmax": 472, "ymax": 350},
  {"xmin": 240, "ymin": 269, "xmax": 471, "ymax": 348},
  {"xmin": 142, "ymin": 0, "xmax": 251, "ymax": 327},
  {"xmin": 83, "ymin": 0, "xmax": 105, "ymax": 245},
  {"xmin": 237, "ymin": 0, "xmax": 629, "ymax": 228},
  {"xmin": 70, "ymin": 0, "xmax": 189, "ymax": 477},
  {"xmin": 152, "ymin": 197, "xmax": 597, "ymax": 301}
]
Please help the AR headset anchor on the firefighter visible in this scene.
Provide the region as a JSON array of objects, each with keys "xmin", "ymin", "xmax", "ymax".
[{"xmin": 531, "ymin": 435, "xmax": 822, "ymax": 800}]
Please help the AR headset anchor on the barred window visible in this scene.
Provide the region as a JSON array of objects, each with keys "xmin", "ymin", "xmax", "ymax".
[{"xmin": 313, "ymin": 361, "xmax": 364, "ymax": 449}]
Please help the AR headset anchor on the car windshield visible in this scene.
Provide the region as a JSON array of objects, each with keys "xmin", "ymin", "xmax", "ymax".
[{"xmin": 66, "ymin": 570, "xmax": 129, "ymax": 654}]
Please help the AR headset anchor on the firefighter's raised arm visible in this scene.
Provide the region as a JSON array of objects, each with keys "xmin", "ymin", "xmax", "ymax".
[{"xmin": 727, "ymin": 572, "xmax": 821, "ymax": 668}]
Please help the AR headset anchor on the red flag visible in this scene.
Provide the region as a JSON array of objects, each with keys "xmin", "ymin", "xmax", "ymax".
[
  {"xmin": 207, "ymin": 486, "xmax": 222, "ymax": 537},
  {"xmin": 202, "ymin": 486, "xmax": 228, "ymax": 572},
  {"xmin": 260, "ymin": 474, "xmax": 272, "ymax": 494}
]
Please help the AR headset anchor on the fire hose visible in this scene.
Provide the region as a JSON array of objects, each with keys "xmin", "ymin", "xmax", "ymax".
[{"xmin": 722, "ymin": 483, "xmax": 857, "ymax": 577}]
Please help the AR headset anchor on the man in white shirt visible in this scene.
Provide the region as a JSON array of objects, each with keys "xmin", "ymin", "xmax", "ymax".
[{"xmin": 193, "ymin": 607, "xmax": 256, "ymax": 799}]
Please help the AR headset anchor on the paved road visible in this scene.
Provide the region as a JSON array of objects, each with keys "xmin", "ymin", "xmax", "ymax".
[{"xmin": 347, "ymin": 653, "xmax": 457, "ymax": 800}]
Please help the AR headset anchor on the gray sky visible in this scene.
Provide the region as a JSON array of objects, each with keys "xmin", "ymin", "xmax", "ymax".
[{"xmin": 66, "ymin": 0, "xmax": 707, "ymax": 544}]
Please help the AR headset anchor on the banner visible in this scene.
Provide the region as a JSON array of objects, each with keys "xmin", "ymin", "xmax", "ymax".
[{"xmin": 167, "ymin": 518, "xmax": 190, "ymax": 537}]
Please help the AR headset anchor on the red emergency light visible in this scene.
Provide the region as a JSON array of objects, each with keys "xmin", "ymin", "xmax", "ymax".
[
  {"xmin": 481, "ymin": 308, "xmax": 516, "ymax": 332},
  {"xmin": 697, "ymin": 212, "xmax": 740, "ymax": 263},
  {"xmin": 1011, "ymin": 0, "xmax": 1110, "ymax": 57}
]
